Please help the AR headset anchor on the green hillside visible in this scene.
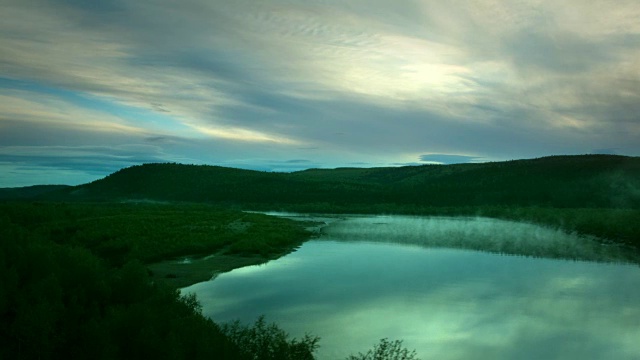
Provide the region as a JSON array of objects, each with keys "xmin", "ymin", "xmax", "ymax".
[
  {"xmin": 35, "ymin": 154, "xmax": 640, "ymax": 250},
  {"xmin": 46, "ymin": 155, "xmax": 640, "ymax": 209}
]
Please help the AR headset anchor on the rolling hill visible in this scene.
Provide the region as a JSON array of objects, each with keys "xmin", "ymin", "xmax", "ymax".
[{"xmin": 40, "ymin": 154, "xmax": 640, "ymax": 210}]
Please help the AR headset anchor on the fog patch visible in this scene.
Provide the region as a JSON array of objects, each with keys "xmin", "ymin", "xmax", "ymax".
[
  {"xmin": 419, "ymin": 154, "xmax": 483, "ymax": 164},
  {"xmin": 322, "ymin": 216, "xmax": 635, "ymax": 263}
]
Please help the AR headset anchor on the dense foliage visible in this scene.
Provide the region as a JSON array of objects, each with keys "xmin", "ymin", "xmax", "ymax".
[
  {"xmin": 0, "ymin": 202, "xmax": 310, "ymax": 266},
  {"xmin": 221, "ymin": 316, "xmax": 320, "ymax": 360},
  {"xmin": 0, "ymin": 185, "xmax": 70, "ymax": 200},
  {"xmin": 1, "ymin": 202, "xmax": 424, "ymax": 359},
  {"xmin": 0, "ymin": 202, "xmax": 319, "ymax": 360},
  {"xmin": 29, "ymin": 155, "xmax": 640, "ymax": 251},
  {"xmin": 0, "ymin": 223, "xmax": 239, "ymax": 359},
  {"xmin": 44, "ymin": 155, "xmax": 640, "ymax": 210},
  {"xmin": 347, "ymin": 338, "xmax": 420, "ymax": 360}
]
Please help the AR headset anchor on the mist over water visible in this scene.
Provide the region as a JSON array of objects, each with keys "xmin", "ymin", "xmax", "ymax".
[
  {"xmin": 321, "ymin": 215, "xmax": 636, "ymax": 263},
  {"xmin": 185, "ymin": 215, "xmax": 640, "ymax": 359}
]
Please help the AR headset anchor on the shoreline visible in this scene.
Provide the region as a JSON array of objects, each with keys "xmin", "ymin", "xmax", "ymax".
[
  {"xmin": 148, "ymin": 211, "xmax": 640, "ymax": 288},
  {"xmin": 148, "ymin": 253, "xmax": 275, "ymax": 289},
  {"xmin": 148, "ymin": 215, "xmax": 336, "ymax": 288}
]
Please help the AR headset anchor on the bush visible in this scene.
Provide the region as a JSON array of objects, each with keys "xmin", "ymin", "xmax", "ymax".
[
  {"xmin": 221, "ymin": 316, "xmax": 320, "ymax": 360},
  {"xmin": 347, "ymin": 338, "xmax": 420, "ymax": 360}
]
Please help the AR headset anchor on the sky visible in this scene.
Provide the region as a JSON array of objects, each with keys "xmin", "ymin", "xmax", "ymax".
[{"xmin": 1, "ymin": 0, "xmax": 639, "ymax": 187}]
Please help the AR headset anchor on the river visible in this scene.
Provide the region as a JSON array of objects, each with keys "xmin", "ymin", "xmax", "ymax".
[{"xmin": 183, "ymin": 215, "xmax": 640, "ymax": 359}]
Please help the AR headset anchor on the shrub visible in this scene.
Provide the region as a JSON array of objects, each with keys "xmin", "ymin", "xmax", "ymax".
[
  {"xmin": 347, "ymin": 338, "xmax": 420, "ymax": 360},
  {"xmin": 221, "ymin": 316, "xmax": 320, "ymax": 360}
]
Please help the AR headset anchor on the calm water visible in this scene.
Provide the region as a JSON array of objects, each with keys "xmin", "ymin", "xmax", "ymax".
[{"xmin": 183, "ymin": 216, "xmax": 640, "ymax": 359}]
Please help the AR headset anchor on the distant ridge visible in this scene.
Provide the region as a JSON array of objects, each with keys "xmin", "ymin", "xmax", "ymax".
[
  {"xmin": 0, "ymin": 185, "xmax": 71, "ymax": 200},
  {"xmin": 41, "ymin": 155, "xmax": 640, "ymax": 210}
]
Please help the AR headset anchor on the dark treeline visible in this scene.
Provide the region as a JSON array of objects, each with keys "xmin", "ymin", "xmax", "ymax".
[
  {"xmin": 0, "ymin": 185, "xmax": 71, "ymax": 200},
  {"xmin": 40, "ymin": 155, "xmax": 640, "ymax": 209}
]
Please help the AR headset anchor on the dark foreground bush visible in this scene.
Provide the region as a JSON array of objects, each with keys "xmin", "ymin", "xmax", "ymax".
[
  {"xmin": 0, "ymin": 238, "xmax": 242, "ymax": 359},
  {"xmin": 347, "ymin": 338, "xmax": 420, "ymax": 360},
  {"xmin": 221, "ymin": 316, "xmax": 320, "ymax": 360},
  {"xmin": 0, "ymin": 212, "xmax": 318, "ymax": 360}
]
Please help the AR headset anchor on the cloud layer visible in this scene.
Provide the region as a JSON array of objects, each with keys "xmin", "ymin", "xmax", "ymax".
[{"xmin": 1, "ymin": 0, "xmax": 639, "ymax": 185}]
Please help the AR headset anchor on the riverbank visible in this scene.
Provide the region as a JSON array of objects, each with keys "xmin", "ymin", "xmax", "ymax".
[
  {"xmin": 148, "ymin": 253, "xmax": 276, "ymax": 288},
  {"xmin": 149, "ymin": 213, "xmax": 337, "ymax": 288},
  {"xmin": 0, "ymin": 201, "xmax": 316, "ymax": 271},
  {"xmin": 186, "ymin": 220, "xmax": 640, "ymax": 360},
  {"xmin": 250, "ymin": 205, "xmax": 640, "ymax": 253},
  {"xmin": 3, "ymin": 202, "xmax": 637, "ymax": 289},
  {"xmin": 0, "ymin": 201, "xmax": 324, "ymax": 359},
  {"xmin": 153, "ymin": 210, "xmax": 638, "ymax": 289}
]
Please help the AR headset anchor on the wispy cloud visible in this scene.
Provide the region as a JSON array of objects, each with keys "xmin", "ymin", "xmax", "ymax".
[
  {"xmin": 419, "ymin": 154, "xmax": 484, "ymax": 164},
  {"xmin": 1, "ymin": 0, "xmax": 639, "ymax": 185}
]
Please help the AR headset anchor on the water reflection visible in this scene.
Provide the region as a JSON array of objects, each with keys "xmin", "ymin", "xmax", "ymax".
[{"xmin": 184, "ymin": 216, "xmax": 640, "ymax": 359}]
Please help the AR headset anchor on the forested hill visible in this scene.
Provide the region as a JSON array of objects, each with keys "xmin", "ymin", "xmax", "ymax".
[
  {"xmin": 0, "ymin": 184, "xmax": 71, "ymax": 200},
  {"xmin": 43, "ymin": 155, "xmax": 640, "ymax": 209}
]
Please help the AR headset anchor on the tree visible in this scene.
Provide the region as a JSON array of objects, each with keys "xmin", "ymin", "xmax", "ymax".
[
  {"xmin": 346, "ymin": 338, "xmax": 420, "ymax": 360},
  {"xmin": 221, "ymin": 316, "xmax": 320, "ymax": 360}
]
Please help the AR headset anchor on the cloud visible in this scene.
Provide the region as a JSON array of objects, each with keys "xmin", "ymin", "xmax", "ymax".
[
  {"xmin": 1, "ymin": 0, "xmax": 640, "ymax": 185},
  {"xmin": 0, "ymin": 143, "xmax": 172, "ymax": 187},
  {"xmin": 215, "ymin": 158, "xmax": 324, "ymax": 173},
  {"xmin": 419, "ymin": 154, "xmax": 483, "ymax": 164},
  {"xmin": 0, "ymin": 144, "xmax": 172, "ymax": 174},
  {"xmin": 285, "ymin": 159, "xmax": 312, "ymax": 164},
  {"xmin": 591, "ymin": 148, "xmax": 618, "ymax": 155}
]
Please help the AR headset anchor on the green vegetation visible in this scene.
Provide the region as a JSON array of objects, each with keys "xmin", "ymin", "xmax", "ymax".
[
  {"xmin": 36, "ymin": 154, "xmax": 640, "ymax": 251},
  {"xmin": 46, "ymin": 155, "xmax": 640, "ymax": 209},
  {"xmin": 0, "ymin": 201, "xmax": 428, "ymax": 359},
  {"xmin": 2, "ymin": 154, "xmax": 638, "ymax": 359},
  {"xmin": 0, "ymin": 219, "xmax": 235, "ymax": 359},
  {"xmin": 221, "ymin": 316, "xmax": 320, "ymax": 360},
  {"xmin": 0, "ymin": 185, "xmax": 71, "ymax": 200},
  {"xmin": 474, "ymin": 206, "xmax": 640, "ymax": 248},
  {"xmin": 0, "ymin": 202, "xmax": 310, "ymax": 266},
  {"xmin": 0, "ymin": 202, "xmax": 320, "ymax": 359},
  {"xmin": 347, "ymin": 338, "xmax": 420, "ymax": 360}
]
